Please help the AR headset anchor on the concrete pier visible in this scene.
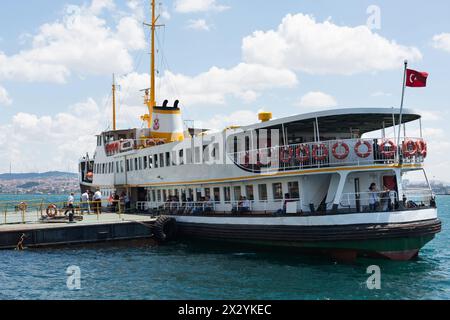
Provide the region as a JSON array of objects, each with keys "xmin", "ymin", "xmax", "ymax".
[{"xmin": 0, "ymin": 213, "xmax": 156, "ymax": 250}]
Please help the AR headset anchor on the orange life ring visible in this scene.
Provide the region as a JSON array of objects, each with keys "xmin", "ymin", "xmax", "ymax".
[
  {"xmin": 332, "ymin": 142, "xmax": 350, "ymax": 160},
  {"xmin": 354, "ymin": 140, "xmax": 372, "ymax": 158},
  {"xmin": 402, "ymin": 139, "xmax": 418, "ymax": 157},
  {"xmin": 380, "ymin": 139, "xmax": 397, "ymax": 158},
  {"xmin": 416, "ymin": 140, "xmax": 427, "ymax": 158},
  {"xmin": 280, "ymin": 147, "xmax": 294, "ymax": 164},
  {"xmin": 296, "ymin": 144, "xmax": 310, "ymax": 163},
  {"xmin": 312, "ymin": 144, "xmax": 328, "ymax": 161},
  {"xmin": 46, "ymin": 204, "xmax": 58, "ymax": 218}
]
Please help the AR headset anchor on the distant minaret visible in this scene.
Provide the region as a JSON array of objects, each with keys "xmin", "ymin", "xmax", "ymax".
[{"xmin": 9, "ymin": 162, "xmax": 11, "ymax": 175}]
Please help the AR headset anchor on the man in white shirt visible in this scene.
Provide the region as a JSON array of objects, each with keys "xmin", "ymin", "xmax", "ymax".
[
  {"xmin": 93, "ymin": 189, "xmax": 102, "ymax": 214},
  {"xmin": 64, "ymin": 193, "xmax": 75, "ymax": 221},
  {"xmin": 81, "ymin": 191, "xmax": 91, "ymax": 214},
  {"xmin": 241, "ymin": 197, "xmax": 251, "ymax": 213}
]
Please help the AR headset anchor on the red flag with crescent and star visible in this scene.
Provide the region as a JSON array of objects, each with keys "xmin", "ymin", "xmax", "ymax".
[{"xmin": 406, "ymin": 69, "xmax": 429, "ymax": 87}]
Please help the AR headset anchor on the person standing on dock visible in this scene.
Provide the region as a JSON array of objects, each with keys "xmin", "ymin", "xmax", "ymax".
[
  {"xmin": 93, "ymin": 189, "xmax": 102, "ymax": 215},
  {"xmin": 81, "ymin": 191, "xmax": 91, "ymax": 215},
  {"xmin": 64, "ymin": 193, "xmax": 75, "ymax": 221}
]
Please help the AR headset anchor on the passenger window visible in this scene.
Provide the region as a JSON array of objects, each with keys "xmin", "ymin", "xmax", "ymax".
[
  {"xmin": 224, "ymin": 187, "xmax": 231, "ymax": 202},
  {"xmin": 246, "ymin": 185, "xmax": 255, "ymax": 201},
  {"xmin": 288, "ymin": 181, "xmax": 300, "ymax": 199},
  {"xmin": 258, "ymin": 184, "xmax": 268, "ymax": 201},
  {"xmin": 154, "ymin": 154, "xmax": 159, "ymax": 168},
  {"xmin": 160, "ymin": 153, "xmax": 165, "ymax": 168},
  {"xmin": 272, "ymin": 183, "xmax": 283, "ymax": 200}
]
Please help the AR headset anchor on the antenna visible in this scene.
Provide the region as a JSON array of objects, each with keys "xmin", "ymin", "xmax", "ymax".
[{"xmin": 141, "ymin": 0, "xmax": 165, "ymax": 128}]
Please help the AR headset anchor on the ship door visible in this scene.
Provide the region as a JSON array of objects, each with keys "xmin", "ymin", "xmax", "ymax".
[
  {"xmin": 114, "ymin": 157, "xmax": 127, "ymax": 185},
  {"xmin": 354, "ymin": 178, "xmax": 361, "ymax": 212}
]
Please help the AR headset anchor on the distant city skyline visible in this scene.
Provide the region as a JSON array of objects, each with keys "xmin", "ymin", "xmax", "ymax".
[{"xmin": 0, "ymin": 0, "xmax": 449, "ymax": 179}]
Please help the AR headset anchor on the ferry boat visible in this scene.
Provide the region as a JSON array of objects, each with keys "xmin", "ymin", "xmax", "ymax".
[{"xmin": 78, "ymin": 0, "xmax": 441, "ymax": 261}]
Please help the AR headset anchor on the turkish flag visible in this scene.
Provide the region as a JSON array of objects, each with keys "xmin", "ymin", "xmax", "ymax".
[{"xmin": 406, "ymin": 69, "xmax": 428, "ymax": 87}]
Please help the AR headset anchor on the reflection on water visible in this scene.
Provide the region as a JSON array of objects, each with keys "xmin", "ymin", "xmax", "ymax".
[{"xmin": 0, "ymin": 196, "xmax": 448, "ymax": 300}]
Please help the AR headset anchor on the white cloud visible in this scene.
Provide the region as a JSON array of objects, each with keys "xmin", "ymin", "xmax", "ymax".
[
  {"xmin": 0, "ymin": 85, "xmax": 12, "ymax": 106},
  {"xmin": 0, "ymin": 0, "xmax": 145, "ymax": 84},
  {"xmin": 432, "ymin": 33, "xmax": 450, "ymax": 53},
  {"xmin": 187, "ymin": 19, "xmax": 211, "ymax": 31},
  {"xmin": 242, "ymin": 13, "xmax": 422, "ymax": 75},
  {"xmin": 0, "ymin": 99, "xmax": 103, "ymax": 173},
  {"xmin": 174, "ymin": 0, "xmax": 229, "ymax": 13},
  {"xmin": 118, "ymin": 63, "xmax": 298, "ymax": 107},
  {"xmin": 371, "ymin": 91, "xmax": 392, "ymax": 97},
  {"xmin": 296, "ymin": 91, "xmax": 337, "ymax": 109},
  {"xmin": 205, "ymin": 110, "xmax": 259, "ymax": 131}
]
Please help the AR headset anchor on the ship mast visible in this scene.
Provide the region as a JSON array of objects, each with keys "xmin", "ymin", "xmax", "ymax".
[
  {"xmin": 142, "ymin": 0, "xmax": 159, "ymax": 128},
  {"xmin": 112, "ymin": 73, "xmax": 117, "ymax": 131}
]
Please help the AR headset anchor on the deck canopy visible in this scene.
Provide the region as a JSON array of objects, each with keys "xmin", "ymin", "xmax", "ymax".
[{"xmin": 244, "ymin": 108, "xmax": 421, "ymax": 136}]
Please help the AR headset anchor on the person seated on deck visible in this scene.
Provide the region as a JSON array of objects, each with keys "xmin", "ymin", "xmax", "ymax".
[
  {"xmin": 232, "ymin": 196, "xmax": 244, "ymax": 214},
  {"xmin": 193, "ymin": 197, "xmax": 206, "ymax": 215},
  {"xmin": 239, "ymin": 197, "xmax": 251, "ymax": 213},
  {"xmin": 204, "ymin": 196, "xmax": 214, "ymax": 214}
]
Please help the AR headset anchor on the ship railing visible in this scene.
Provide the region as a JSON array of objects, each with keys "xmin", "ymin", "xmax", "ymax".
[
  {"xmin": 401, "ymin": 189, "xmax": 435, "ymax": 207},
  {"xmin": 143, "ymin": 198, "xmax": 305, "ymax": 215},
  {"xmin": 0, "ymin": 199, "xmax": 125, "ymax": 225},
  {"xmin": 229, "ymin": 137, "xmax": 426, "ymax": 172},
  {"xmin": 339, "ymin": 191, "xmax": 398, "ymax": 211},
  {"xmin": 339, "ymin": 188, "xmax": 434, "ymax": 212}
]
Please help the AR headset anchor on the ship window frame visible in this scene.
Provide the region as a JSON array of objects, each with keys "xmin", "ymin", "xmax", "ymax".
[
  {"xmin": 224, "ymin": 187, "xmax": 231, "ymax": 202},
  {"xmin": 135, "ymin": 158, "xmax": 138, "ymax": 171},
  {"xmin": 149, "ymin": 155, "xmax": 153, "ymax": 169},
  {"xmin": 213, "ymin": 187, "xmax": 221, "ymax": 202},
  {"xmin": 159, "ymin": 153, "xmax": 165, "ymax": 168},
  {"xmin": 120, "ymin": 160, "xmax": 124, "ymax": 173},
  {"xmin": 139, "ymin": 157, "xmax": 143, "ymax": 170},
  {"xmin": 178, "ymin": 149, "xmax": 184, "ymax": 166},
  {"xmin": 272, "ymin": 182, "xmax": 283, "ymax": 201},
  {"xmin": 245, "ymin": 185, "xmax": 255, "ymax": 201},
  {"xmin": 154, "ymin": 154, "xmax": 159, "ymax": 168},
  {"xmin": 205, "ymin": 188, "xmax": 211, "ymax": 199},
  {"xmin": 143, "ymin": 156, "xmax": 148, "ymax": 169},
  {"xmin": 233, "ymin": 186, "xmax": 242, "ymax": 201},
  {"xmin": 157, "ymin": 190, "xmax": 161, "ymax": 202},
  {"xmin": 165, "ymin": 152, "xmax": 171, "ymax": 167},
  {"xmin": 187, "ymin": 188, "xmax": 193, "ymax": 200},
  {"xmin": 288, "ymin": 181, "xmax": 300, "ymax": 199},
  {"xmin": 258, "ymin": 184, "xmax": 268, "ymax": 201}
]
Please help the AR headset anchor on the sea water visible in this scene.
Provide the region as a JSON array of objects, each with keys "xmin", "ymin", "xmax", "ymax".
[{"xmin": 0, "ymin": 194, "xmax": 448, "ymax": 300}]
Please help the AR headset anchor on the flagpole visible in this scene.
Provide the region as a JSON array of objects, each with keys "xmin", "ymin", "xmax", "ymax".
[{"xmin": 397, "ymin": 60, "xmax": 408, "ymax": 162}]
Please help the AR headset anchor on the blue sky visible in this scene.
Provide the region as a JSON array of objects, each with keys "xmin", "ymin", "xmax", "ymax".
[{"xmin": 0, "ymin": 0, "xmax": 449, "ymax": 180}]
